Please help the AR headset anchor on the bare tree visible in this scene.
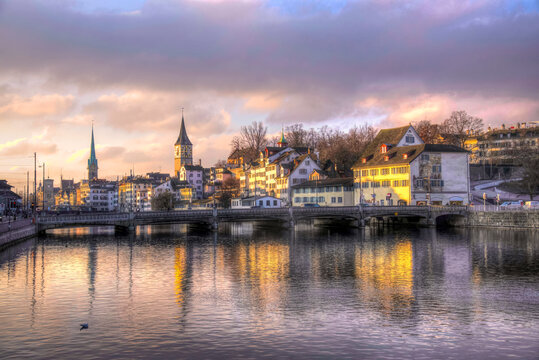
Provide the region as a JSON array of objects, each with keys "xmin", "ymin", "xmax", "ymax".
[
  {"xmin": 442, "ymin": 110, "xmax": 483, "ymax": 147},
  {"xmin": 230, "ymin": 136, "xmax": 242, "ymax": 151},
  {"xmin": 413, "ymin": 120, "xmax": 441, "ymax": 143},
  {"xmin": 239, "ymin": 121, "xmax": 268, "ymax": 161}
]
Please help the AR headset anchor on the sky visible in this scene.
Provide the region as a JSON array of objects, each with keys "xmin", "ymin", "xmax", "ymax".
[{"xmin": 0, "ymin": 0, "xmax": 538, "ymax": 190}]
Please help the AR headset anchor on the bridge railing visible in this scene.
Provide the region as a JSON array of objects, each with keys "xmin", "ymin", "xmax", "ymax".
[
  {"xmin": 38, "ymin": 213, "xmax": 130, "ymax": 223},
  {"xmin": 136, "ymin": 209, "xmax": 213, "ymax": 219}
]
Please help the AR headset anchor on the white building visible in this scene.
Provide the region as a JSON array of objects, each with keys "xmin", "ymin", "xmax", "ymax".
[
  {"xmin": 352, "ymin": 125, "xmax": 470, "ymax": 206},
  {"xmin": 231, "ymin": 196, "xmax": 283, "ymax": 209},
  {"xmin": 81, "ymin": 180, "xmax": 118, "ymax": 211}
]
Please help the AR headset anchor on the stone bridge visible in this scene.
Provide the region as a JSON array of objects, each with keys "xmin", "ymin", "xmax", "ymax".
[{"xmin": 36, "ymin": 206, "xmax": 468, "ymax": 232}]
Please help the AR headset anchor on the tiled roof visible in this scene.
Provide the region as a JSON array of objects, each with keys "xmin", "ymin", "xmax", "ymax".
[
  {"xmin": 291, "ymin": 177, "xmax": 354, "ymax": 188},
  {"xmin": 182, "ymin": 165, "xmax": 204, "ymax": 171},
  {"xmin": 359, "ymin": 125, "xmax": 410, "ymax": 159},
  {"xmin": 352, "ymin": 143, "xmax": 467, "ymax": 169}
]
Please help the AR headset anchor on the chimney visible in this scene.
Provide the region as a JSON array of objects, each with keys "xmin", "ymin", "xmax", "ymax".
[
  {"xmin": 522, "ymin": 122, "xmax": 527, "ymax": 128},
  {"xmin": 501, "ymin": 124, "xmax": 505, "ymax": 129},
  {"xmin": 517, "ymin": 123, "xmax": 521, "ymax": 129},
  {"xmin": 488, "ymin": 126, "xmax": 492, "ymax": 131},
  {"xmin": 199, "ymin": 159, "xmax": 202, "ymax": 166}
]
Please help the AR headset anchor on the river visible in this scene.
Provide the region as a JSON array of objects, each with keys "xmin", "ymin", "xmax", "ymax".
[{"xmin": 0, "ymin": 224, "xmax": 538, "ymax": 359}]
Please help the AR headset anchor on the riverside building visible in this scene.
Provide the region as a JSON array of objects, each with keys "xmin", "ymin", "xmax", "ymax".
[{"xmin": 352, "ymin": 125, "xmax": 470, "ymax": 206}]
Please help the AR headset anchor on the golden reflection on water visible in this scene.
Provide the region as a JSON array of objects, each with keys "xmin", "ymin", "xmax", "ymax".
[
  {"xmin": 236, "ymin": 243, "xmax": 290, "ymax": 310},
  {"xmin": 355, "ymin": 241, "xmax": 414, "ymax": 314},
  {"xmin": 175, "ymin": 246, "xmax": 186, "ymax": 306}
]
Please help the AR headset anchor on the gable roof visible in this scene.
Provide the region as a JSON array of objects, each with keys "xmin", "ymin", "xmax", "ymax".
[
  {"xmin": 360, "ymin": 125, "xmax": 410, "ymax": 159},
  {"xmin": 352, "ymin": 143, "xmax": 468, "ymax": 169}
]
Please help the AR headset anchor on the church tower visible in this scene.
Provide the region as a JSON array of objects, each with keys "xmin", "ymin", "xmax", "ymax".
[
  {"xmin": 88, "ymin": 124, "xmax": 98, "ymax": 180},
  {"xmin": 174, "ymin": 113, "xmax": 193, "ymax": 177},
  {"xmin": 277, "ymin": 127, "xmax": 288, "ymax": 148}
]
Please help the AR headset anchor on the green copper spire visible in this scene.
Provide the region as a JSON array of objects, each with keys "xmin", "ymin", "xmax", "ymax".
[
  {"xmin": 88, "ymin": 123, "xmax": 98, "ymax": 180},
  {"xmin": 278, "ymin": 126, "xmax": 287, "ymax": 147},
  {"xmin": 90, "ymin": 124, "xmax": 96, "ymax": 161}
]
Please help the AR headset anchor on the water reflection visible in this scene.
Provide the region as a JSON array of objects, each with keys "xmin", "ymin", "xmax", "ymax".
[{"xmin": 0, "ymin": 225, "xmax": 537, "ymax": 359}]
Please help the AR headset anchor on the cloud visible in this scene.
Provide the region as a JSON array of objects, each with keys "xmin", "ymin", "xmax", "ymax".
[
  {"xmin": 0, "ymin": 137, "xmax": 58, "ymax": 156},
  {"xmin": 0, "ymin": 93, "xmax": 75, "ymax": 120},
  {"xmin": 0, "ymin": 0, "xmax": 537, "ymax": 183},
  {"xmin": 82, "ymin": 90, "xmax": 232, "ymax": 137}
]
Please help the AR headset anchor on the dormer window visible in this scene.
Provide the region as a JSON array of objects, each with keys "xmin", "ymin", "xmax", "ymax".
[
  {"xmin": 381, "ymin": 144, "xmax": 388, "ymax": 153},
  {"xmin": 403, "ymin": 153, "xmax": 408, "ymax": 159},
  {"xmin": 406, "ymin": 135, "xmax": 415, "ymax": 143},
  {"xmin": 361, "ymin": 158, "xmax": 367, "ymax": 164},
  {"xmin": 384, "ymin": 155, "xmax": 389, "ymax": 161}
]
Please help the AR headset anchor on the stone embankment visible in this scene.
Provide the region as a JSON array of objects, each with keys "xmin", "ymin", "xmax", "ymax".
[
  {"xmin": 0, "ymin": 225, "xmax": 37, "ymax": 250},
  {"xmin": 467, "ymin": 211, "xmax": 538, "ymax": 229}
]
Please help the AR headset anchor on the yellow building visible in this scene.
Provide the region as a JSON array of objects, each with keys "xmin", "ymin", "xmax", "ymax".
[{"xmin": 352, "ymin": 125, "xmax": 470, "ymax": 206}]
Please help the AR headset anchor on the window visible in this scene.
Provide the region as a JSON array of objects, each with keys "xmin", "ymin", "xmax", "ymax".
[
  {"xmin": 421, "ymin": 154, "xmax": 429, "ymax": 161},
  {"xmin": 311, "ymin": 188, "xmax": 316, "ymax": 193},
  {"xmin": 273, "ymin": 200, "xmax": 277, "ymax": 206},
  {"xmin": 393, "ymin": 180, "xmax": 399, "ymax": 187},
  {"xmin": 406, "ymin": 135, "xmax": 415, "ymax": 143},
  {"xmin": 382, "ymin": 180, "xmax": 391, "ymax": 187},
  {"xmin": 401, "ymin": 180, "xmax": 409, "ymax": 187},
  {"xmin": 295, "ymin": 197, "xmax": 301, "ymax": 203},
  {"xmin": 371, "ymin": 181, "xmax": 380, "ymax": 188},
  {"xmin": 361, "ymin": 170, "xmax": 368, "ymax": 176},
  {"xmin": 299, "ymin": 169, "xmax": 307, "ymax": 174},
  {"xmin": 362, "ymin": 182, "xmax": 369, "ymax": 188},
  {"xmin": 318, "ymin": 196, "xmax": 324, "ymax": 202},
  {"xmin": 370, "ymin": 169, "xmax": 378, "ymax": 176},
  {"xmin": 331, "ymin": 197, "xmax": 336, "ymax": 203},
  {"xmin": 432, "ymin": 165, "xmax": 441, "ymax": 173},
  {"xmin": 303, "ymin": 197, "xmax": 308, "ymax": 202},
  {"xmin": 258, "ymin": 200, "xmax": 263, "ymax": 206},
  {"xmin": 381, "ymin": 168, "xmax": 390, "ymax": 175},
  {"xmin": 305, "ymin": 160, "xmax": 310, "ymax": 165},
  {"xmin": 310, "ymin": 197, "xmax": 315, "ymax": 202},
  {"xmin": 338, "ymin": 197, "xmax": 343, "ymax": 203},
  {"xmin": 266, "ymin": 200, "xmax": 270, "ymax": 206}
]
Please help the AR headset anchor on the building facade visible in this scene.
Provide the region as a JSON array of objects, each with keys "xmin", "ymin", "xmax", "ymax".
[
  {"xmin": 352, "ymin": 125, "xmax": 470, "ymax": 206},
  {"xmin": 291, "ymin": 178, "xmax": 354, "ymax": 207}
]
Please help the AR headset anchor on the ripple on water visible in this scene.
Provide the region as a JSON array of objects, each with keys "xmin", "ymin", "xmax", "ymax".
[{"xmin": 0, "ymin": 226, "xmax": 538, "ymax": 359}]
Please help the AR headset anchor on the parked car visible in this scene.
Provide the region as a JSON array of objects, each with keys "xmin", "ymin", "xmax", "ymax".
[
  {"xmin": 501, "ymin": 201, "xmax": 524, "ymax": 209},
  {"xmin": 303, "ymin": 203, "xmax": 320, "ymax": 208},
  {"xmin": 524, "ymin": 201, "xmax": 539, "ymax": 209}
]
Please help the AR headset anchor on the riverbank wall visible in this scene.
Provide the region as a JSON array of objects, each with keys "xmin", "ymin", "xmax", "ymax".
[
  {"xmin": 0, "ymin": 225, "xmax": 37, "ymax": 250},
  {"xmin": 466, "ymin": 211, "xmax": 538, "ymax": 229}
]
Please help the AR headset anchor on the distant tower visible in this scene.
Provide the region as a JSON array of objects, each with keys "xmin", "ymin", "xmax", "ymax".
[
  {"xmin": 88, "ymin": 124, "xmax": 98, "ymax": 180},
  {"xmin": 277, "ymin": 127, "xmax": 288, "ymax": 148},
  {"xmin": 174, "ymin": 111, "xmax": 193, "ymax": 177}
]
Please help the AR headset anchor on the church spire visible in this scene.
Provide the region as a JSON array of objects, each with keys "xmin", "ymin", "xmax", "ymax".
[
  {"xmin": 175, "ymin": 112, "xmax": 192, "ymax": 146},
  {"xmin": 88, "ymin": 123, "xmax": 98, "ymax": 180},
  {"xmin": 278, "ymin": 126, "xmax": 288, "ymax": 147}
]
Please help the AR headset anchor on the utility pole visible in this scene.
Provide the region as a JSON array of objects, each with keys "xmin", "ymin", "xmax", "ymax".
[
  {"xmin": 26, "ymin": 171, "xmax": 29, "ymax": 212},
  {"xmin": 33, "ymin": 152, "xmax": 36, "ymax": 213},
  {"xmin": 42, "ymin": 162, "xmax": 45, "ymax": 211}
]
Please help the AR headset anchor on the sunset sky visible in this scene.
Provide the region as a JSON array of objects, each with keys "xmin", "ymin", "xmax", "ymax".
[{"xmin": 1, "ymin": 0, "xmax": 538, "ymax": 190}]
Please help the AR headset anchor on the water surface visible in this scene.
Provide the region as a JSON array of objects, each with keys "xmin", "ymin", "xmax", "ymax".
[{"xmin": 0, "ymin": 224, "xmax": 538, "ymax": 359}]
